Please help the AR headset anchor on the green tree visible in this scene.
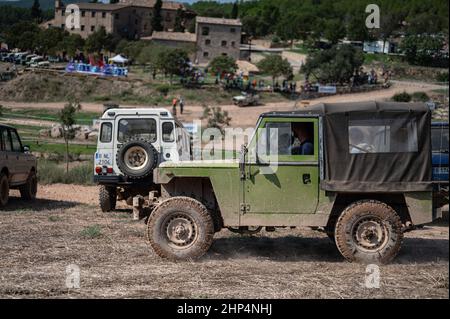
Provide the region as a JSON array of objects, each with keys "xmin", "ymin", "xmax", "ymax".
[
  {"xmin": 231, "ymin": 1, "xmax": 238, "ymax": 19},
  {"xmin": 37, "ymin": 27, "xmax": 65, "ymax": 55},
  {"xmin": 59, "ymin": 99, "xmax": 81, "ymax": 173},
  {"xmin": 257, "ymin": 55, "xmax": 292, "ymax": 88},
  {"xmin": 4, "ymin": 22, "xmax": 40, "ymax": 51},
  {"xmin": 323, "ymin": 19, "xmax": 346, "ymax": 45},
  {"xmin": 275, "ymin": 12, "xmax": 299, "ymax": 47},
  {"xmin": 173, "ymin": 8, "xmax": 185, "ymax": 32},
  {"xmin": 137, "ymin": 44, "xmax": 165, "ymax": 79},
  {"xmin": 30, "ymin": 0, "xmax": 42, "ymax": 22},
  {"xmin": 58, "ymin": 33, "xmax": 84, "ymax": 57},
  {"xmin": 201, "ymin": 105, "xmax": 231, "ymax": 134},
  {"xmin": 156, "ymin": 48, "xmax": 190, "ymax": 84},
  {"xmin": 84, "ymin": 26, "xmax": 108, "ymax": 53},
  {"xmin": 151, "ymin": 0, "xmax": 164, "ymax": 32},
  {"xmin": 400, "ymin": 35, "xmax": 445, "ymax": 66},
  {"xmin": 301, "ymin": 44, "xmax": 364, "ymax": 84},
  {"xmin": 208, "ymin": 55, "xmax": 237, "ymax": 75}
]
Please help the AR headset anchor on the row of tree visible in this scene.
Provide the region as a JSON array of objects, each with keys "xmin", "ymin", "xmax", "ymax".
[{"xmin": 190, "ymin": 0, "xmax": 449, "ymax": 43}]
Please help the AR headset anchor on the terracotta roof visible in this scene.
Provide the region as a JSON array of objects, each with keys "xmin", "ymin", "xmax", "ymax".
[
  {"xmin": 145, "ymin": 31, "xmax": 196, "ymax": 42},
  {"xmin": 196, "ymin": 16, "xmax": 242, "ymax": 26},
  {"xmin": 70, "ymin": 3, "xmax": 130, "ymax": 11},
  {"xmin": 119, "ymin": 0, "xmax": 185, "ymax": 10}
]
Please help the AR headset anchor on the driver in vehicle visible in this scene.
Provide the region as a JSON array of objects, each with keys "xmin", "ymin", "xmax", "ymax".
[{"xmin": 290, "ymin": 123, "xmax": 314, "ymax": 155}]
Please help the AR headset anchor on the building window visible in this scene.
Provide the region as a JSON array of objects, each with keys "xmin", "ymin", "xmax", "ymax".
[
  {"xmin": 81, "ymin": 11, "xmax": 85, "ymax": 17},
  {"xmin": 230, "ymin": 28, "xmax": 236, "ymax": 33},
  {"xmin": 91, "ymin": 11, "xmax": 96, "ymax": 18},
  {"xmin": 222, "ymin": 52, "xmax": 228, "ymax": 56},
  {"xmin": 81, "ymin": 25, "xmax": 85, "ymax": 31},
  {"xmin": 115, "ymin": 13, "xmax": 119, "ymax": 19},
  {"xmin": 221, "ymin": 40, "xmax": 227, "ymax": 47},
  {"xmin": 203, "ymin": 52, "xmax": 209, "ymax": 58},
  {"xmin": 61, "ymin": 10, "xmax": 65, "ymax": 16},
  {"xmin": 202, "ymin": 27, "xmax": 209, "ymax": 36},
  {"xmin": 165, "ymin": 14, "xmax": 171, "ymax": 22},
  {"xmin": 135, "ymin": 19, "xmax": 138, "ymax": 25},
  {"xmin": 205, "ymin": 39, "xmax": 211, "ymax": 45},
  {"xmin": 102, "ymin": 12, "xmax": 106, "ymax": 18},
  {"xmin": 61, "ymin": 24, "xmax": 65, "ymax": 29},
  {"xmin": 231, "ymin": 41, "xmax": 235, "ymax": 47},
  {"xmin": 144, "ymin": 24, "xmax": 147, "ymax": 30},
  {"xmin": 91, "ymin": 26, "xmax": 95, "ymax": 32}
]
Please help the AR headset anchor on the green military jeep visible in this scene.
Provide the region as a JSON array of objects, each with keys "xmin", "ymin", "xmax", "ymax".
[{"xmin": 145, "ymin": 102, "xmax": 439, "ymax": 264}]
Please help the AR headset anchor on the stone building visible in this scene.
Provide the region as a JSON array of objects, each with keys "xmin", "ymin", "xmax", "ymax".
[
  {"xmin": 43, "ymin": 0, "xmax": 196, "ymax": 39},
  {"xmin": 195, "ymin": 17, "xmax": 242, "ymax": 64},
  {"xmin": 147, "ymin": 31, "xmax": 196, "ymax": 48}
]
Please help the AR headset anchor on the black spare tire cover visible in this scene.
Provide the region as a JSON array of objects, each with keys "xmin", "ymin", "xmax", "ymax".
[{"xmin": 116, "ymin": 138, "xmax": 158, "ymax": 179}]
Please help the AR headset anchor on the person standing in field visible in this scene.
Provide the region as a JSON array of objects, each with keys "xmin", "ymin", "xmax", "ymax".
[
  {"xmin": 179, "ymin": 96, "xmax": 184, "ymax": 114},
  {"xmin": 172, "ymin": 97, "xmax": 178, "ymax": 116}
]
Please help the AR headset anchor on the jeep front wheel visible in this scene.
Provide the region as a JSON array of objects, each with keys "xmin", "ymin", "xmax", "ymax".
[
  {"xmin": 147, "ymin": 197, "xmax": 214, "ymax": 261},
  {"xmin": 99, "ymin": 185, "xmax": 117, "ymax": 212},
  {"xmin": 334, "ymin": 200, "xmax": 403, "ymax": 264}
]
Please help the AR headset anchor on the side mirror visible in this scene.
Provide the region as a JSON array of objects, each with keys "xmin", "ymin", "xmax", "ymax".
[
  {"xmin": 23, "ymin": 145, "xmax": 30, "ymax": 153},
  {"xmin": 239, "ymin": 144, "xmax": 247, "ymax": 180}
]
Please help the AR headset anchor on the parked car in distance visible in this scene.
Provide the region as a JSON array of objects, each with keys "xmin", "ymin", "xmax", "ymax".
[
  {"xmin": 233, "ymin": 92, "xmax": 260, "ymax": 107},
  {"xmin": 0, "ymin": 124, "xmax": 38, "ymax": 207},
  {"xmin": 14, "ymin": 52, "xmax": 29, "ymax": 64},
  {"xmin": 31, "ymin": 61, "xmax": 50, "ymax": 68},
  {"xmin": 27, "ymin": 56, "xmax": 44, "ymax": 66},
  {"xmin": 22, "ymin": 54, "xmax": 37, "ymax": 65},
  {"xmin": 47, "ymin": 56, "xmax": 63, "ymax": 63}
]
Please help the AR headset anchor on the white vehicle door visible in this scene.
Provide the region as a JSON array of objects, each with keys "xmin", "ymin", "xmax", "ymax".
[
  {"xmin": 95, "ymin": 121, "xmax": 114, "ymax": 169},
  {"xmin": 160, "ymin": 121, "xmax": 178, "ymax": 162}
]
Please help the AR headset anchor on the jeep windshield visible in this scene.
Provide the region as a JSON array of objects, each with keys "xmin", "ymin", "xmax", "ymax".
[{"xmin": 118, "ymin": 118, "xmax": 157, "ymax": 142}]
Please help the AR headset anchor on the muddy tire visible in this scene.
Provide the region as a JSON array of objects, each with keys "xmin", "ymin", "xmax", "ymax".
[
  {"xmin": 99, "ymin": 185, "xmax": 117, "ymax": 212},
  {"xmin": 0, "ymin": 173, "xmax": 9, "ymax": 208},
  {"xmin": 147, "ymin": 196, "xmax": 214, "ymax": 261},
  {"xmin": 19, "ymin": 171, "xmax": 37, "ymax": 201},
  {"xmin": 116, "ymin": 138, "xmax": 158, "ymax": 179},
  {"xmin": 334, "ymin": 200, "xmax": 403, "ymax": 264}
]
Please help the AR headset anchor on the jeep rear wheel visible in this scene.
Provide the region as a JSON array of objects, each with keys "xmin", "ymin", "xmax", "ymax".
[
  {"xmin": 116, "ymin": 138, "xmax": 157, "ymax": 179},
  {"xmin": 0, "ymin": 173, "xmax": 9, "ymax": 208},
  {"xmin": 19, "ymin": 171, "xmax": 37, "ymax": 201},
  {"xmin": 147, "ymin": 197, "xmax": 214, "ymax": 261},
  {"xmin": 334, "ymin": 200, "xmax": 403, "ymax": 264},
  {"xmin": 99, "ymin": 185, "xmax": 117, "ymax": 212}
]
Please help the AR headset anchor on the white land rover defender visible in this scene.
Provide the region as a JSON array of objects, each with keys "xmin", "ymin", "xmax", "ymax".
[{"xmin": 94, "ymin": 107, "xmax": 191, "ymax": 212}]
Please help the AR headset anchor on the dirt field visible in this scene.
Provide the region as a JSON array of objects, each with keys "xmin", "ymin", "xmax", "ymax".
[
  {"xmin": 0, "ymin": 184, "xmax": 448, "ymax": 299},
  {"xmin": 1, "ymin": 80, "xmax": 447, "ymax": 128}
]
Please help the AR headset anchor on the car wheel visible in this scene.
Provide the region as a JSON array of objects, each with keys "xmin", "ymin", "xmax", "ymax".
[
  {"xmin": 116, "ymin": 138, "xmax": 158, "ymax": 179},
  {"xmin": 20, "ymin": 171, "xmax": 38, "ymax": 201},
  {"xmin": 147, "ymin": 197, "xmax": 214, "ymax": 261},
  {"xmin": 99, "ymin": 185, "xmax": 117, "ymax": 212},
  {"xmin": 0, "ymin": 173, "xmax": 9, "ymax": 207},
  {"xmin": 334, "ymin": 200, "xmax": 403, "ymax": 264}
]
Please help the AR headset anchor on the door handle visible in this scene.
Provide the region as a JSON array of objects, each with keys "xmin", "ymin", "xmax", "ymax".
[{"xmin": 302, "ymin": 174, "xmax": 311, "ymax": 184}]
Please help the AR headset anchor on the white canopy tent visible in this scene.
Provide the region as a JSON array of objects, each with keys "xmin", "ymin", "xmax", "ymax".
[{"xmin": 109, "ymin": 54, "xmax": 129, "ymax": 65}]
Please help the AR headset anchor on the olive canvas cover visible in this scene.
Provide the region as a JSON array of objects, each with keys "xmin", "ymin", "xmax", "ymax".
[{"xmin": 283, "ymin": 101, "xmax": 432, "ymax": 192}]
